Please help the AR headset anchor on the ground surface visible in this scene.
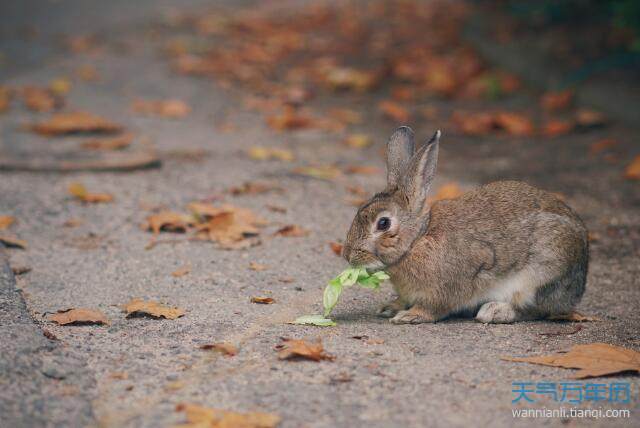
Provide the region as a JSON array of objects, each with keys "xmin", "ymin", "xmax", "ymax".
[{"xmin": 1, "ymin": 1, "xmax": 639, "ymax": 427}]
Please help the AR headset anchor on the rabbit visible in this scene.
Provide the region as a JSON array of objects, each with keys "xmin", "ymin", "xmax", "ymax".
[{"xmin": 342, "ymin": 126, "xmax": 588, "ymax": 324}]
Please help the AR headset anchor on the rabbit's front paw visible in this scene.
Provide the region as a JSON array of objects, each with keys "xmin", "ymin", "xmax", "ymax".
[
  {"xmin": 377, "ymin": 298, "xmax": 406, "ymax": 318},
  {"xmin": 475, "ymin": 301, "xmax": 518, "ymax": 324},
  {"xmin": 390, "ymin": 306, "xmax": 436, "ymax": 324}
]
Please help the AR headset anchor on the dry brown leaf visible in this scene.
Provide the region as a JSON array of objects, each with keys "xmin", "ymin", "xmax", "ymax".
[
  {"xmin": 276, "ymin": 338, "xmax": 334, "ymax": 362},
  {"xmin": 192, "ymin": 204, "xmax": 265, "ymax": 249},
  {"xmin": 49, "ymin": 77, "xmax": 72, "ymax": 96},
  {"xmin": 344, "ymin": 165, "xmax": 380, "ymax": 175},
  {"xmin": 502, "ymin": 343, "xmax": 640, "ymax": 379},
  {"xmin": 0, "ymin": 86, "xmax": 11, "ymax": 113},
  {"xmin": 144, "ymin": 211, "xmax": 195, "ymax": 235},
  {"xmin": 429, "ymin": 182, "xmax": 464, "ymax": 202},
  {"xmin": 247, "ymin": 146, "xmax": 294, "ymax": 162},
  {"xmin": 542, "ymin": 120, "xmax": 574, "ymax": 137},
  {"xmin": 0, "ymin": 215, "xmax": 15, "ymax": 230},
  {"xmin": 589, "ymin": 138, "xmax": 618, "ymax": 155},
  {"xmin": 327, "ymin": 108, "xmax": 362, "ymax": 125},
  {"xmin": 175, "ymin": 403, "xmax": 280, "ymax": 428},
  {"xmin": 249, "ymin": 262, "xmax": 268, "ymax": 271},
  {"xmin": 132, "ymin": 99, "xmax": 191, "ymax": 118},
  {"xmin": 31, "ymin": 111, "xmax": 122, "ymax": 135},
  {"xmin": 324, "ymin": 66, "xmax": 378, "ymax": 92},
  {"xmin": 343, "ymin": 134, "xmax": 372, "ymax": 149},
  {"xmin": 329, "ymin": 242, "xmax": 343, "ymax": 256},
  {"xmin": 250, "ymin": 296, "xmax": 275, "ymax": 304},
  {"xmin": 624, "ymin": 155, "xmax": 640, "ymax": 180},
  {"xmin": 540, "ymin": 90, "xmax": 573, "ymax": 111},
  {"xmin": 229, "ymin": 181, "xmax": 281, "ymax": 196},
  {"xmin": 68, "ymin": 182, "xmax": 113, "ymax": 203},
  {"xmin": 266, "ymin": 106, "xmax": 313, "ymax": 131},
  {"xmin": 273, "ymin": 225, "xmax": 309, "ymax": 237},
  {"xmin": 22, "ymin": 86, "xmax": 61, "ymax": 112},
  {"xmin": 81, "ymin": 133, "xmax": 133, "ymax": 151},
  {"xmin": 171, "ymin": 265, "xmax": 191, "ymax": 277},
  {"xmin": 378, "ymin": 100, "xmax": 410, "ymax": 122},
  {"xmin": 575, "ymin": 109, "xmax": 607, "ymax": 128},
  {"xmin": 452, "ymin": 111, "xmax": 495, "ymax": 136},
  {"xmin": 494, "ymin": 112, "xmax": 534, "ymax": 136},
  {"xmin": 49, "ymin": 308, "xmax": 109, "ymax": 325},
  {"xmin": 292, "ymin": 165, "xmax": 341, "ymax": 180},
  {"xmin": 0, "ymin": 236, "xmax": 27, "ymax": 249},
  {"xmin": 548, "ymin": 311, "xmax": 602, "ymax": 322},
  {"xmin": 199, "ymin": 342, "xmax": 238, "ymax": 356},
  {"xmin": 123, "ymin": 298, "xmax": 185, "ymax": 320}
]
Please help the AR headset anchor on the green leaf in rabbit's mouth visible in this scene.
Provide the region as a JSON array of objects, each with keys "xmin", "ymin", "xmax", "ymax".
[{"xmin": 292, "ymin": 267, "xmax": 390, "ymax": 327}]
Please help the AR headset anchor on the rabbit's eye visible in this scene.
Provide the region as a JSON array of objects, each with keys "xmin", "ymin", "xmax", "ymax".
[{"xmin": 376, "ymin": 217, "xmax": 391, "ymax": 231}]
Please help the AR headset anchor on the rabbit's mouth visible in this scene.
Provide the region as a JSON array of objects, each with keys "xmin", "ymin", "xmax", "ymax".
[{"xmin": 357, "ymin": 260, "xmax": 386, "ymax": 273}]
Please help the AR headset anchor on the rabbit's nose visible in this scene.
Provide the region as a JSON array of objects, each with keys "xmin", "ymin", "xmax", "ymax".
[{"xmin": 342, "ymin": 245, "xmax": 351, "ymax": 262}]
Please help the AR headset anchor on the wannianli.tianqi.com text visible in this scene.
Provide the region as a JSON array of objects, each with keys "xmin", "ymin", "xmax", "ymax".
[{"xmin": 512, "ymin": 408, "xmax": 631, "ymax": 419}]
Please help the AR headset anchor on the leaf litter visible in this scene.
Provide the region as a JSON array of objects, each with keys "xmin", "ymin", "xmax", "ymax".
[
  {"xmin": 123, "ymin": 298, "xmax": 185, "ymax": 320},
  {"xmin": 49, "ymin": 308, "xmax": 110, "ymax": 326},
  {"xmin": 175, "ymin": 403, "xmax": 280, "ymax": 428}
]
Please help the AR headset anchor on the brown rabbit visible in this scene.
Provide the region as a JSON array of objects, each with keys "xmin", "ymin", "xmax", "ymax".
[{"xmin": 342, "ymin": 127, "xmax": 588, "ymax": 324}]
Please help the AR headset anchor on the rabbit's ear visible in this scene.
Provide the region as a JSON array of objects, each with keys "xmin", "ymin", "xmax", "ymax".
[
  {"xmin": 401, "ymin": 130, "xmax": 440, "ymax": 213},
  {"xmin": 386, "ymin": 126, "xmax": 415, "ymax": 188}
]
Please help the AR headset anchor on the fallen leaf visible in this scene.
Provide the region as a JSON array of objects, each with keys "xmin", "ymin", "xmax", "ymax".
[
  {"xmin": 0, "ymin": 215, "xmax": 15, "ymax": 230},
  {"xmin": 251, "ymin": 296, "xmax": 275, "ymax": 304},
  {"xmin": 273, "ymin": 225, "xmax": 309, "ymax": 237},
  {"xmin": 49, "ymin": 308, "xmax": 109, "ymax": 325},
  {"xmin": 31, "ymin": 111, "xmax": 122, "ymax": 135},
  {"xmin": 502, "ymin": 343, "xmax": 640, "ymax": 379},
  {"xmin": 192, "ymin": 204, "xmax": 265, "ymax": 249},
  {"xmin": 575, "ymin": 109, "xmax": 606, "ymax": 128},
  {"xmin": 494, "ymin": 112, "xmax": 534, "ymax": 136},
  {"xmin": 429, "ymin": 182, "xmax": 463, "ymax": 202},
  {"xmin": 171, "ymin": 265, "xmax": 191, "ymax": 277},
  {"xmin": 144, "ymin": 211, "xmax": 195, "ymax": 235},
  {"xmin": 290, "ymin": 315, "xmax": 336, "ymax": 327},
  {"xmin": 589, "ymin": 138, "xmax": 618, "ymax": 155},
  {"xmin": 540, "ymin": 90, "xmax": 573, "ymax": 111},
  {"xmin": 22, "ymin": 86, "xmax": 61, "ymax": 112},
  {"xmin": 344, "ymin": 165, "xmax": 380, "ymax": 175},
  {"xmin": 175, "ymin": 403, "xmax": 280, "ymax": 428},
  {"xmin": 378, "ymin": 100, "xmax": 410, "ymax": 122},
  {"xmin": 132, "ymin": 99, "xmax": 191, "ymax": 118},
  {"xmin": 542, "ymin": 120, "xmax": 574, "ymax": 137},
  {"xmin": 624, "ymin": 155, "xmax": 640, "ymax": 180},
  {"xmin": 0, "ymin": 86, "xmax": 11, "ymax": 112},
  {"xmin": 324, "ymin": 67, "xmax": 378, "ymax": 92},
  {"xmin": 68, "ymin": 182, "xmax": 113, "ymax": 203},
  {"xmin": 123, "ymin": 298, "xmax": 185, "ymax": 320},
  {"xmin": 327, "ymin": 108, "xmax": 362, "ymax": 125},
  {"xmin": 229, "ymin": 181, "xmax": 281, "ymax": 196},
  {"xmin": 49, "ymin": 77, "xmax": 72, "ymax": 96},
  {"xmin": 81, "ymin": 134, "xmax": 133, "ymax": 150},
  {"xmin": 247, "ymin": 146, "xmax": 294, "ymax": 162},
  {"xmin": 452, "ymin": 111, "xmax": 495, "ymax": 136},
  {"xmin": 292, "ymin": 165, "xmax": 341, "ymax": 180},
  {"xmin": 329, "ymin": 242, "xmax": 343, "ymax": 256},
  {"xmin": 199, "ymin": 342, "xmax": 238, "ymax": 356},
  {"xmin": 266, "ymin": 106, "xmax": 313, "ymax": 130},
  {"xmin": 249, "ymin": 262, "xmax": 268, "ymax": 271},
  {"xmin": 276, "ymin": 338, "xmax": 334, "ymax": 361},
  {"xmin": 548, "ymin": 312, "xmax": 602, "ymax": 322},
  {"xmin": 343, "ymin": 134, "xmax": 372, "ymax": 149},
  {"xmin": 0, "ymin": 236, "xmax": 27, "ymax": 249}
]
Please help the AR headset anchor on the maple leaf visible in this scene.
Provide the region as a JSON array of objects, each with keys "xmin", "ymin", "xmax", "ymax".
[
  {"xmin": 68, "ymin": 182, "xmax": 114, "ymax": 203},
  {"xmin": 502, "ymin": 343, "xmax": 640, "ymax": 379},
  {"xmin": 81, "ymin": 133, "xmax": 133, "ymax": 151},
  {"xmin": 144, "ymin": 211, "xmax": 195, "ymax": 235},
  {"xmin": 123, "ymin": 298, "xmax": 185, "ymax": 320},
  {"xmin": 49, "ymin": 308, "xmax": 109, "ymax": 326},
  {"xmin": 273, "ymin": 225, "xmax": 309, "ymax": 237},
  {"xmin": 250, "ymin": 297, "xmax": 275, "ymax": 304},
  {"xmin": 31, "ymin": 111, "xmax": 122, "ymax": 135},
  {"xmin": 175, "ymin": 403, "xmax": 280, "ymax": 428},
  {"xmin": 276, "ymin": 338, "xmax": 335, "ymax": 361},
  {"xmin": 191, "ymin": 204, "xmax": 265, "ymax": 249},
  {"xmin": 132, "ymin": 99, "xmax": 191, "ymax": 118}
]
